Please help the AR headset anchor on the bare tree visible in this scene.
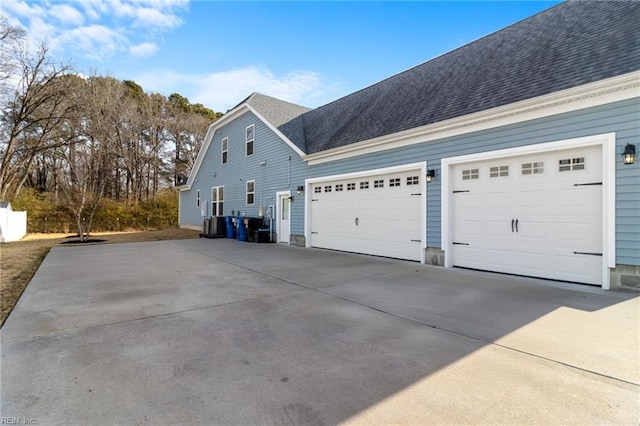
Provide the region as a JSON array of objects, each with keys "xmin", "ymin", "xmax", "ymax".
[{"xmin": 0, "ymin": 18, "xmax": 75, "ymax": 200}]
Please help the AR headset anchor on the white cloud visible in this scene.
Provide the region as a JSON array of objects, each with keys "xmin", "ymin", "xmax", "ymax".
[
  {"xmin": 49, "ymin": 4, "xmax": 85, "ymax": 26},
  {"xmin": 133, "ymin": 66, "xmax": 338, "ymax": 111},
  {"xmin": 56, "ymin": 25, "xmax": 128, "ymax": 61},
  {"xmin": 130, "ymin": 42, "xmax": 159, "ymax": 57},
  {"xmin": 2, "ymin": 0, "xmax": 189, "ymax": 62},
  {"xmin": 133, "ymin": 7, "xmax": 182, "ymax": 29}
]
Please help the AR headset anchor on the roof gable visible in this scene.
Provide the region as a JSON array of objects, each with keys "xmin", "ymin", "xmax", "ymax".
[{"xmin": 301, "ymin": 1, "xmax": 640, "ymax": 154}]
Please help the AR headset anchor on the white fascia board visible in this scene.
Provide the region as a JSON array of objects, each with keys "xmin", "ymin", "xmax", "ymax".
[
  {"xmin": 304, "ymin": 71, "xmax": 640, "ymax": 165},
  {"xmin": 180, "ymin": 103, "xmax": 306, "ymax": 191},
  {"xmin": 245, "ymin": 105, "xmax": 306, "ymax": 157}
]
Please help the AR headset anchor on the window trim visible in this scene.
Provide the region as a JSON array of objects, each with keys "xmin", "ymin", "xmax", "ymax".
[
  {"xmin": 246, "ymin": 179, "xmax": 255, "ymax": 205},
  {"xmin": 211, "ymin": 186, "xmax": 224, "ymax": 216},
  {"xmin": 221, "ymin": 137, "xmax": 228, "ymax": 164},
  {"xmin": 245, "ymin": 124, "xmax": 255, "ymax": 157}
]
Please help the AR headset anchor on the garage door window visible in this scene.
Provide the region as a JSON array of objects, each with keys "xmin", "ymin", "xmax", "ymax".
[
  {"xmin": 462, "ymin": 169, "xmax": 479, "ymax": 180},
  {"xmin": 314, "ymin": 186, "xmax": 321, "ymax": 193},
  {"xmin": 347, "ymin": 183, "xmax": 356, "ymax": 191},
  {"xmin": 390, "ymin": 178, "xmax": 401, "ymax": 187},
  {"xmin": 490, "ymin": 165, "xmax": 509, "ymax": 178},
  {"xmin": 335, "ymin": 184, "xmax": 344, "ymax": 191},
  {"xmin": 559, "ymin": 157, "xmax": 585, "ymax": 172},
  {"xmin": 374, "ymin": 179, "xmax": 384, "ymax": 188},
  {"xmin": 522, "ymin": 162, "xmax": 544, "ymax": 175},
  {"xmin": 407, "ymin": 176, "xmax": 419, "ymax": 185},
  {"xmin": 360, "ymin": 181, "xmax": 369, "ymax": 189},
  {"xmin": 324, "ymin": 185, "xmax": 332, "ymax": 192}
]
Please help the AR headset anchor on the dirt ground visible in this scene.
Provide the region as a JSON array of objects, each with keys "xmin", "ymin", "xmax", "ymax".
[{"xmin": 0, "ymin": 228, "xmax": 200, "ymax": 326}]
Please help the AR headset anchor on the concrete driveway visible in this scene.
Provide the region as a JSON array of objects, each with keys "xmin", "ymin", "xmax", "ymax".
[{"xmin": 1, "ymin": 238, "xmax": 638, "ymax": 425}]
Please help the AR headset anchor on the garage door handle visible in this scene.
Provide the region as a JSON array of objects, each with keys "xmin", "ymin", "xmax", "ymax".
[
  {"xmin": 515, "ymin": 219, "xmax": 519, "ymax": 233},
  {"xmin": 355, "ymin": 217, "xmax": 359, "ymax": 226},
  {"xmin": 511, "ymin": 219, "xmax": 515, "ymax": 232}
]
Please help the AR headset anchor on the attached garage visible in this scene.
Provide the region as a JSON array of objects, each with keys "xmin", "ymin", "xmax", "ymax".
[
  {"xmin": 305, "ymin": 163, "xmax": 427, "ymax": 262},
  {"xmin": 442, "ymin": 134, "xmax": 616, "ymax": 288}
]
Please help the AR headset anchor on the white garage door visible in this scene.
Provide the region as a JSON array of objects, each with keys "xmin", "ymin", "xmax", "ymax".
[
  {"xmin": 310, "ymin": 169, "xmax": 423, "ymax": 261},
  {"xmin": 451, "ymin": 145, "xmax": 603, "ymax": 285}
]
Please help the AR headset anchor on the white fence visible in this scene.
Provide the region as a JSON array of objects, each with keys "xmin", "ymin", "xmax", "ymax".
[{"xmin": 0, "ymin": 204, "xmax": 27, "ymax": 242}]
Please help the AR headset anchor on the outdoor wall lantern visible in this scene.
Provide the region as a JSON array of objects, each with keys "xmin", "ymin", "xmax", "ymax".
[
  {"xmin": 426, "ymin": 169, "xmax": 436, "ymax": 183},
  {"xmin": 622, "ymin": 143, "xmax": 635, "ymax": 165},
  {"xmin": 296, "ymin": 185, "xmax": 304, "ymax": 194}
]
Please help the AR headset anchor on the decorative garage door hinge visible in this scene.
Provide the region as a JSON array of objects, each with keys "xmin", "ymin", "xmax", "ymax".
[
  {"xmin": 573, "ymin": 251, "xmax": 602, "ymax": 256},
  {"xmin": 411, "ymin": 193, "xmax": 422, "ymax": 196},
  {"xmin": 312, "ymin": 199, "xmax": 319, "ymax": 202},
  {"xmin": 453, "ymin": 190, "xmax": 470, "ymax": 193},
  {"xmin": 312, "ymin": 232, "xmax": 319, "ymax": 235},
  {"xmin": 411, "ymin": 239, "xmax": 422, "ymax": 242},
  {"xmin": 453, "ymin": 242, "xmax": 470, "ymax": 245},
  {"xmin": 573, "ymin": 182, "xmax": 602, "ymax": 186}
]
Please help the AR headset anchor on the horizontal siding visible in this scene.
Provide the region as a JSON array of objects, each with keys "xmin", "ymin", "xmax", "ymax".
[
  {"xmin": 181, "ymin": 97, "xmax": 639, "ymax": 266},
  {"xmin": 307, "ymin": 97, "xmax": 639, "ymax": 265},
  {"xmin": 180, "ymin": 111, "xmax": 307, "ymax": 231}
]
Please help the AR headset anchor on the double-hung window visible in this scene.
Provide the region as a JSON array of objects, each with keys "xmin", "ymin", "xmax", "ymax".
[
  {"xmin": 196, "ymin": 190, "xmax": 201, "ymax": 207},
  {"xmin": 221, "ymin": 137, "xmax": 228, "ymax": 164},
  {"xmin": 246, "ymin": 180, "xmax": 255, "ymax": 205},
  {"xmin": 246, "ymin": 125, "xmax": 254, "ymax": 156},
  {"xmin": 211, "ymin": 186, "xmax": 224, "ymax": 216}
]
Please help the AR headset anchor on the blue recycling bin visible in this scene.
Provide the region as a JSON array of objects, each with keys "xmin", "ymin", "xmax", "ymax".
[
  {"xmin": 236, "ymin": 216, "xmax": 247, "ymax": 242},
  {"xmin": 224, "ymin": 216, "xmax": 235, "ymax": 239}
]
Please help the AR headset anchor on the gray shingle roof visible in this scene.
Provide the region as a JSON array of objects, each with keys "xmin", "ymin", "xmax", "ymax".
[
  {"xmin": 243, "ymin": 93, "xmax": 311, "ymax": 152},
  {"xmin": 300, "ymin": 1, "xmax": 640, "ymax": 154}
]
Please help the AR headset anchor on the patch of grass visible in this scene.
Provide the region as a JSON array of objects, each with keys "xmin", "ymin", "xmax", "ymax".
[{"xmin": 0, "ymin": 228, "xmax": 200, "ymax": 327}]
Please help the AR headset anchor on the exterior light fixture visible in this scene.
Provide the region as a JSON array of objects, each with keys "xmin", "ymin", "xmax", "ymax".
[
  {"xmin": 259, "ymin": 161, "xmax": 267, "ymax": 166},
  {"xmin": 296, "ymin": 185, "xmax": 304, "ymax": 194},
  {"xmin": 426, "ymin": 169, "xmax": 436, "ymax": 183},
  {"xmin": 622, "ymin": 143, "xmax": 635, "ymax": 165}
]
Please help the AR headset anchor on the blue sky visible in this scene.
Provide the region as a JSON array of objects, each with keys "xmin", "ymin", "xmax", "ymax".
[{"xmin": 2, "ymin": 1, "xmax": 559, "ymax": 112}]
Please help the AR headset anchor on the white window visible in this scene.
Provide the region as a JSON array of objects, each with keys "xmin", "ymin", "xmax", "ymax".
[
  {"xmin": 211, "ymin": 186, "xmax": 224, "ymax": 216},
  {"xmin": 347, "ymin": 183, "xmax": 356, "ymax": 191},
  {"xmin": 407, "ymin": 176, "xmax": 420, "ymax": 185},
  {"xmin": 314, "ymin": 186, "xmax": 322, "ymax": 193},
  {"xmin": 246, "ymin": 125, "xmax": 254, "ymax": 156},
  {"xmin": 522, "ymin": 162, "xmax": 544, "ymax": 175},
  {"xmin": 374, "ymin": 179, "xmax": 384, "ymax": 188},
  {"xmin": 335, "ymin": 184, "xmax": 344, "ymax": 191},
  {"xmin": 324, "ymin": 185, "xmax": 332, "ymax": 192},
  {"xmin": 360, "ymin": 181, "xmax": 369, "ymax": 189},
  {"xmin": 196, "ymin": 189, "xmax": 201, "ymax": 207},
  {"xmin": 390, "ymin": 178, "xmax": 401, "ymax": 187},
  {"xmin": 246, "ymin": 180, "xmax": 255, "ymax": 205},
  {"xmin": 462, "ymin": 169, "xmax": 479, "ymax": 180},
  {"xmin": 559, "ymin": 157, "xmax": 585, "ymax": 172},
  {"xmin": 490, "ymin": 165, "xmax": 509, "ymax": 178},
  {"xmin": 221, "ymin": 137, "xmax": 228, "ymax": 164}
]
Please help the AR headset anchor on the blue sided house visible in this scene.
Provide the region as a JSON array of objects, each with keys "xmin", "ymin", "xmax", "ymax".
[{"xmin": 178, "ymin": 1, "xmax": 640, "ymax": 290}]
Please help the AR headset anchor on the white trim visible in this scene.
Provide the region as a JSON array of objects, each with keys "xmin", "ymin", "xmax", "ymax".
[
  {"xmin": 246, "ymin": 180, "xmax": 256, "ymax": 206},
  {"xmin": 245, "ymin": 124, "xmax": 255, "ymax": 157},
  {"xmin": 304, "ymin": 72, "xmax": 639, "ymax": 165},
  {"xmin": 304, "ymin": 161, "xmax": 427, "ymax": 264},
  {"xmin": 441, "ymin": 132, "xmax": 616, "ymax": 289},
  {"xmin": 221, "ymin": 137, "xmax": 228, "ymax": 165},
  {"xmin": 276, "ymin": 190, "xmax": 291, "ymax": 244},
  {"xmin": 179, "ymin": 103, "xmax": 306, "ymax": 191}
]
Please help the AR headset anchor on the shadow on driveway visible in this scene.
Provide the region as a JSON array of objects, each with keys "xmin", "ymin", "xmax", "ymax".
[{"xmin": 1, "ymin": 238, "xmax": 638, "ymax": 424}]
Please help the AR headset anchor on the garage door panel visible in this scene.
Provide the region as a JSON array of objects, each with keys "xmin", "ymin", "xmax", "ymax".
[
  {"xmin": 451, "ymin": 145, "xmax": 602, "ymax": 285},
  {"xmin": 310, "ymin": 168, "xmax": 423, "ymax": 261}
]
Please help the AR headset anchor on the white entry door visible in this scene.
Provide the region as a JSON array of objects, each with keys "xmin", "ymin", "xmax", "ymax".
[
  {"xmin": 450, "ymin": 145, "xmax": 603, "ymax": 285},
  {"xmin": 277, "ymin": 192, "xmax": 291, "ymax": 243}
]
